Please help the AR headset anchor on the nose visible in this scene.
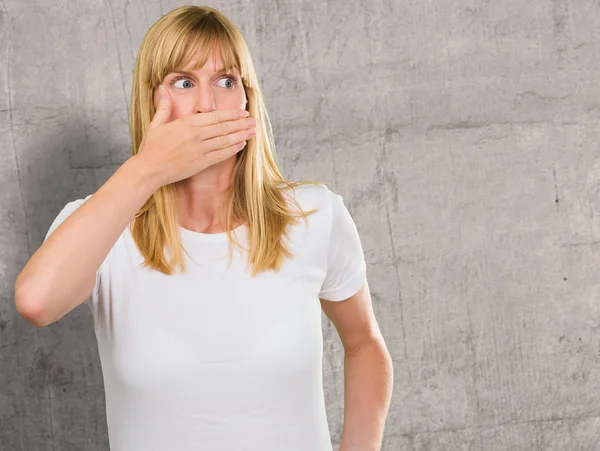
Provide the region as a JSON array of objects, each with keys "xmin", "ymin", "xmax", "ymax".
[{"xmin": 194, "ymin": 83, "xmax": 216, "ymax": 113}]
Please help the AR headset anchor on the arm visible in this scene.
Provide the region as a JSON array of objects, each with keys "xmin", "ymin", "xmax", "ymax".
[
  {"xmin": 340, "ymin": 337, "xmax": 393, "ymax": 451},
  {"xmin": 15, "ymin": 155, "xmax": 160, "ymax": 327},
  {"xmin": 321, "ymin": 280, "xmax": 394, "ymax": 451}
]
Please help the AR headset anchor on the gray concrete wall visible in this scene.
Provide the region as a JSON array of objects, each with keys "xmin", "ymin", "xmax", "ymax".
[{"xmin": 2, "ymin": 0, "xmax": 599, "ymax": 450}]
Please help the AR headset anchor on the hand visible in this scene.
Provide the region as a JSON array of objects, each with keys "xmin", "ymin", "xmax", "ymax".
[{"xmin": 135, "ymin": 85, "xmax": 256, "ymax": 188}]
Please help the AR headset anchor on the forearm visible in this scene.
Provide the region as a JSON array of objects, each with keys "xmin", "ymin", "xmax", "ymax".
[
  {"xmin": 15, "ymin": 155, "xmax": 159, "ymax": 325},
  {"xmin": 339, "ymin": 338, "xmax": 394, "ymax": 451}
]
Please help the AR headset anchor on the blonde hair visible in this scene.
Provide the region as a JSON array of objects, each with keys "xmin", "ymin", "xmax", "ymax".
[{"xmin": 128, "ymin": 5, "xmax": 326, "ymax": 276}]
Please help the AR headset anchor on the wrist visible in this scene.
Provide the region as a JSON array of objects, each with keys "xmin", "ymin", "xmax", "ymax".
[{"xmin": 123, "ymin": 154, "xmax": 163, "ymax": 196}]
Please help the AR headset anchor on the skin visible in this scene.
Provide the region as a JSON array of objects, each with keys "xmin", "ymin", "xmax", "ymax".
[{"xmin": 152, "ymin": 49, "xmax": 249, "ymax": 234}]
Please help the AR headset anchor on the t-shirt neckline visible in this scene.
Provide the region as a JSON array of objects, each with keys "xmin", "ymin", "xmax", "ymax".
[{"xmin": 178, "ymin": 223, "xmax": 246, "ymax": 243}]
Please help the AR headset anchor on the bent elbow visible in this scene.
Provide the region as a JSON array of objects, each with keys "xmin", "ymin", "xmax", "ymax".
[{"xmin": 15, "ymin": 288, "xmax": 51, "ymax": 328}]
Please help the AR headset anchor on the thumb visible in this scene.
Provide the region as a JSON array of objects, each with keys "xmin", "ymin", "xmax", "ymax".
[{"xmin": 148, "ymin": 85, "xmax": 171, "ymax": 131}]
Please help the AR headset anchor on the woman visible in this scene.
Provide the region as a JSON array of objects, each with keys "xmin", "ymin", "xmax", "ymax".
[{"xmin": 15, "ymin": 5, "xmax": 393, "ymax": 450}]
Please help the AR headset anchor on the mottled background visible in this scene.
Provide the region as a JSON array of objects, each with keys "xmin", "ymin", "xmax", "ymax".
[{"xmin": 2, "ymin": 0, "xmax": 600, "ymax": 450}]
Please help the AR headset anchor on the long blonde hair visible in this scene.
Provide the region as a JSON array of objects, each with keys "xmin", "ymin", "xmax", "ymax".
[{"xmin": 128, "ymin": 5, "xmax": 326, "ymax": 276}]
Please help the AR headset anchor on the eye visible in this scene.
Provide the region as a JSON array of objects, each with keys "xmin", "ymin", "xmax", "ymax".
[
  {"xmin": 171, "ymin": 77, "xmax": 193, "ymax": 89},
  {"xmin": 170, "ymin": 75, "xmax": 239, "ymax": 90},
  {"xmin": 217, "ymin": 75, "xmax": 239, "ymax": 89}
]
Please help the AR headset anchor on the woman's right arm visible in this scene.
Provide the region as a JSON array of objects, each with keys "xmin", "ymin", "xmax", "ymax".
[{"xmin": 14, "ymin": 155, "xmax": 161, "ymax": 327}]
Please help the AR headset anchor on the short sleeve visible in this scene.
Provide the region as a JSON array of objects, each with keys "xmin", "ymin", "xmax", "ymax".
[
  {"xmin": 318, "ymin": 191, "xmax": 367, "ymax": 301},
  {"xmin": 43, "ymin": 194, "xmax": 101, "ymax": 312}
]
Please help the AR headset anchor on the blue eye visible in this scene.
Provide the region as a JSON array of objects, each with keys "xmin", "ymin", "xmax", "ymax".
[
  {"xmin": 217, "ymin": 76, "xmax": 238, "ymax": 89},
  {"xmin": 170, "ymin": 75, "xmax": 238, "ymax": 90},
  {"xmin": 171, "ymin": 77, "xmax": 193, "ymax": 89}
]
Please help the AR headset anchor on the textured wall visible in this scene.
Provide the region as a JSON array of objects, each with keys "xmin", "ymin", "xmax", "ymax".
[{"xmin": 3, "ymin": 0, "xmax": 600, "ymax": 450}]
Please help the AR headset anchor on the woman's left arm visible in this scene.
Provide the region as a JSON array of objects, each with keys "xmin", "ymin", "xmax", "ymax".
[
  {"xmin": 340, "ymin": 336, "xmax": 393, "ymax": 451},
  {"xmin": 321, "ymin": 280, "xmax": 394, "ymax": 451}
]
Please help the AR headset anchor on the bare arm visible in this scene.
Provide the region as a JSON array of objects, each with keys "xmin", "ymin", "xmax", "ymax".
[
  {"xmin": 14, "ymin": 155, "xmax": 160, "ymax": 327},
  {"xmin": 340, "ymin": 339, "xmax": 393, "ymax": 451}
]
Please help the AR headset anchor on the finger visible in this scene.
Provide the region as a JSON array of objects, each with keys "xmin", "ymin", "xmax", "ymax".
[
  {"xmin": 148, "ymin": 85, "xmax": 172, "ymax": 131},
  {"xmin": 200, "ymin": 129, "xmax": 252, "ymax": 155},
  {"xmin": 194, "ymin": 116, "xmax": 256, "ymax": 142},
  {"xmin": 207, "ymin": 140, "xmax": 247, "ymax": 164},
  {"xmin": 186, "ymin": 109, "xmax": 249, "ymax": 128}
]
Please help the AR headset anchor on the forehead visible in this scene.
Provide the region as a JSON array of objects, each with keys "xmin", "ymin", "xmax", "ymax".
[
  {"xmin": 176, "ymin": 39, "xmax": 239, "ymax": 73},
  {"xmin": 177, "ymin": 59, "xmax": 240, "ymax": 74}
]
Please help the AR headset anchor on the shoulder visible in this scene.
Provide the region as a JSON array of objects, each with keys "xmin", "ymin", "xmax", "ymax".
[
  {"xmin": 61, "ymin": 193, "xmax": 94, "ymax": 210},
  {"xmin": 279, "ymin": 182, "xmax": 338, "ymax": 210},
  {"xmin": 45, "ymin": 194, "xmax": 95, "ymax": 242}
]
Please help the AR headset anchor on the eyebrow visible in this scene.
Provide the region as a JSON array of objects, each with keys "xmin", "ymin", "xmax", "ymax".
[{"xmin": 170, "ymin": 67, "xmax": 239, "ymax": 77}]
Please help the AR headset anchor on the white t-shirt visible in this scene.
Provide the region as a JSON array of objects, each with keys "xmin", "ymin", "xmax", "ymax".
[{"xmin": 44, "ymin": 183, "xmax": 367, "ymax": 451}]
